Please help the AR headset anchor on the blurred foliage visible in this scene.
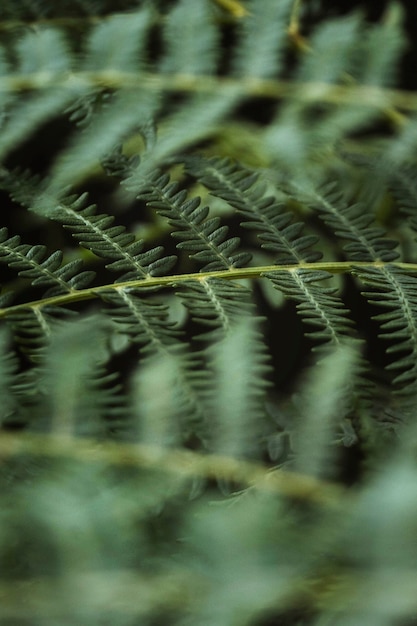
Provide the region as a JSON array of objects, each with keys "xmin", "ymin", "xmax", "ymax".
[{"xmin": 1, "ymin": 0, "xmax": 417, "ymax": 625}]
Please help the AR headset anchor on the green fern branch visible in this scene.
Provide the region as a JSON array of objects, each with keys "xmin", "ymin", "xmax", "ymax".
[
  {"xmin": 1, "ymin": 261, "xmax": 416, "ymax": 319},
  {"xmin": 3, "ymin": 72, "xmax": 417, "ymax": 114},
  {"xmin": 0, "ymin": 430, "xmax": 344, "ymax": 507}
]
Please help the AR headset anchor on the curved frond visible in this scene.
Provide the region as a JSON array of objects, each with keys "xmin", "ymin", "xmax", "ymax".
[
  {"xmin": 159, "ymin": 0, "xmax": 219, "ymax": 76},
  {"xmin": 265, "ymin": 268, "xmax": 355, "ymax": 348},
  {"xmin": 5, "ymin": 305, "xmax": 76, "ymax": 361},
  {"xmin": 185, "ymin": 157, "xmax": 355, "ymax": 347},
  {"xmin": 42, "ymin": 315, "xmax": 126, "ymax": 437},
  {"xmin": 0, "ymin": 28, "xmax": 76, "ymax": 162},
  {"xmin": 0, "ymin": 328, "xmax": 19, "ymax": 425},
  {"xmin": 209, "ymin": 318, "xmax": 271, "ymax": 459},
  {"xmin": 184, "ymin": 156, "xmax": 321, "ymax": 264},
  {"xmin": 231, "ymin": 0, "xmax": 292, "ymax": 79},
  {"xmin": 35, "ymin": 191, "xmax": 177, "ymax": 281},
  {"xmin": 302, "ymin": 182, "xmax": 399, "ymax": 262},
  {"xmin": 135, "ymin": 169, "xmax": 254, "ymax": 335},
  {"xmin": 0, "ymin": 227, "xmax": 95, "ymax": 298},
  {"xmin": 138, "ymin": 170, "xmax": 251, "ymax": 272},
  {"xmin": 354, "ymin": 265, "xmax": 417, "ymax": 394}
]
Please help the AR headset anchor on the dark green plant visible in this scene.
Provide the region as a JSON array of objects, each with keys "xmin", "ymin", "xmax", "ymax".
[{"xmin": 1, "ymin": 1, "xmax": 417, "ymax": 624}]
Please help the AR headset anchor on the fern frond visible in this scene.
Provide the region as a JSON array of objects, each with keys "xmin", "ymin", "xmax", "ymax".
[
  {"xmin": 100, "ymin": 289, "xmax": 181, "ymax": 351},
  {"xmin": 185, "ymin": 156, "xmax": 355, "ymax": 347},
  {"xmin": 1, "ymin": 168, "xmax": 177, "ymax": 283},
  {"xmin": 0, "ymin": 328, "xmax": 19, "ymax": 425},
  {"xmin": 209, "ymin": 318, "xmax": 271, "ymax": 459},
  {"xmin": 128, "ymin": 89, "xmax": 242, "ymax": 180},
  {"xmin": 293, "ymin": 180, "xmax": 417, "ymax": 389},
  {"xmin": 292, "ymin": 344, "xmax": 360, "ymax": 478},
  {"xmin": 354, "ymin": 265, "xmax": 417, "ymax": 393},
  {"xmin": 135, "ymin": 168, "xmax": 254, "ymax": 335},
  {"xmin": 389, "ymin": 166, "xmax": 417, "ymax": 238},
  {"xmin": 179, "ymin": 277, "xmax": 254, "ymax": 336},
  {"xmin": 41, "ymin": 315, "xmax": 126, "ymax": 436},
  {"xmin": 5, "ymin": 305, "xmax": 76, "ymax": 360},
  {"xmin": 159, "ymin": 0, "xmax": 219, "ymax": 76},
  {"xmin": 184, "ymin": 155, "xmax": 321, "ymax": 264},
  {"xmin": 30, "ymin": 191, "xmax": 177, "ymax": 282},
  {"xmin": 298, "ymin": 14, "xmax": 361, "ymax": 86},
  {"xmin": 355, "ymin": 3, "xmax": 404, "ymax": 89},
  {"xmin": 138, "ymin": 170, "xmax": 251, "ymax": 272},
  {"xmin": 302, "ymin": 182, "xmax": 399, "ymax": 262},
  {"xmin": 0, "ymin": 28, "xmax": 77, "ymax": 162},
  {"xmin": 99, "ymin": 287, "xmax": 211, "ymax": 440},
  {"xmin": 132, "ymin": 346, "xmax": 212, "ymax": 448},
  {"xmin": 266, "ymin": 268, "xmax": 355, "ymax": 347},
  {"xmin": 0, "ymin": 227, "xmax": 95, "ymax": 298},
  {"xmin": 231, "ymin": 0, "xmax": 292, "ymax": 79}
]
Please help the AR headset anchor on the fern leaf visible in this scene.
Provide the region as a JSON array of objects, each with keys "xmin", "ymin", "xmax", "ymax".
[
  {"xmin": 293, "ymin": 181, "xmax": 417, "ymax": 392},
  {"xmin": 135, "ymin": 169, "xmax": 254, "ymax": 335},
  {"xmin": 101, "ymin": 289, "xmax": 182, "ymax": 351},
  {"xmin": 184, "ymin": 157, "xmax": 354, "ymax": 347},
  {"xmin": 297, "ymin": 182, "xmax": 399, "ymax": 262},
  {"xmin": 5, "ymin": 306, "xmax": 76, "ymax": 361},
  {"xmin": 48, "ymin": 88, "xmax": 160, "ymax": 194},
  {"xmin": 209, "ymin": 318, "xmax": 271, "ymax": 459},
  {"xmin": 160, "ymin": 0, "xmax": 219, "ymax": 76},
  {"xmin": 137, "ymin": 170, "xmax": 251, "ymax": 271},
  {"xmin": 42, "ymin": 315, "xmax": 126, "ymax": 437},
  {"xmin": 179, "ymin": 277, "xmax": 255, "ymax": 336},
  {"xmin": 0, "ymin": 328, "xmax": 19, "ymax": 425},
  {"xmin": 266, "ymin": 268, "xmax": 355, "ymax": 347},
  {"xmin": 132, "ymin": 346, "xmax": 211, "ymax": 448},
  {"xmin": 99, "ymin": 286, "xmax": 211, "ymax": 439},
  {"xmin": 0, "ymin": 28, "xmax": 77, "ymax": 162},
  {"xmin": 184, "ymin": 156, "xmax": 322, "ymax": 264},
  {"xmin": 37, "ymin": 8, "xmax": 158, "ymax": 194},
  {"xmin": 231, "ymin": 0, "xmax": 292, "ymax": 79},
  {"xmin": 297, "ymin": 14, "xmax": 361, "ymax": 85},
  {"xmin": 355, "ymin": 265, "xmax": 417, "ymax": 393},
  {"xmin": 129, "ymin": 89, "xmax": 241, "ymax": 180},
  {"xmin": 356, "ymin": 3, "xmax": 405, "ymax": 88},
  {"xmin": 83, "ymin": 9, "xmax": 153, "ymax": 73},
  {"xmin": 389, "ymin": 166, "xmax": 417, "ymax": 236},
  {"xmin": 0, "ymin": 227, "xmax": 95, "ymax": 298},
  {"xmin": 31, "ymin": 192, "xmax": 177, "ymax": 281},
  {"xmin": 291, "ymin": 343, "xmax": 359, "ymax": 478}
]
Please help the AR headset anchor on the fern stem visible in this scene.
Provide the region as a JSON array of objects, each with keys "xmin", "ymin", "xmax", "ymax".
[
  {"xmin": 0, "ymin": 431, "xmax": 345, "ymax": 506},
  {"xmin": 2, "ymin": 71, "xmax": 417, "ymax": 114},
  {"xmin": 1, "ymin": 261, "xmax": 416, "ymax": 318}
]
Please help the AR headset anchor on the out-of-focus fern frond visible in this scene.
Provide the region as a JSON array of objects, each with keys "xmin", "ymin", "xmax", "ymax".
[
  {"xmin": 159, "ymin": 0, "xmax": 219, "ymax": 76},
  {"xmin": 291, "ymin": 343, "xmax": 359, "ymax": 479},
  {"xmin": 209, "ymin": 318, "xmax": 271, "ymax": 459},
  {"xmin": 231, "ymin": 0, "xmax": 292, "ymax": 79},
  {"xmin": 0, "ymin": 31, "xmax": 78, "ymax": 163},
  {"xmin": 42, "ymin": 314, "xmax": 125, "ymax": 436},
  {"xmin": 0, "ymin": 328, "xmax": 19, "ymax": 425},
  {"xmin": 4, "ymin": 306, "xmax": 77, "ymax": 361},
  {"xmin": 46, "ymin": 8, "xmax": 157, "ymax": 193}
]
